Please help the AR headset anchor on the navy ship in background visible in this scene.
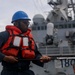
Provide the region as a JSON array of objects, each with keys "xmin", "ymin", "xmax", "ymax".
[
  {"xmin": 30, "ymin": 0, "xmax": 75, "ymax": 75},
  {"xmin": 0, "ymin": 0, "xmax": 75, "ymax": 75}
]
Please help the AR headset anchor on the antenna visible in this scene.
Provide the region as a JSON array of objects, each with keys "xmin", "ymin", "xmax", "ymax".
[{"xmin": 70, "ymin": 0, "xmax": 75, "ymax": 20}]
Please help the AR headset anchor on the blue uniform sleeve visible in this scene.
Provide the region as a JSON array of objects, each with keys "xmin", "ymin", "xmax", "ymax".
[
  {"xmin": 32, "ymin": 44, "xmax": 44, "ymax": 67},
  {"xmin": 0, "ymin": 31, "xmax": 9, "ymax": 62}
]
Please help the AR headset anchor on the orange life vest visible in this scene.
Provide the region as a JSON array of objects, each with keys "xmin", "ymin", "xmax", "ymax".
[{"xmin": 1, "ymin": 25, "xmax": 35, "ymax": 59}]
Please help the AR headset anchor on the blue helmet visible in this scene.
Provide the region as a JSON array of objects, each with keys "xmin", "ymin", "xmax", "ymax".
[{"xmin": 11, "ymin": 11, "xmax": 31, "ymax": 23}]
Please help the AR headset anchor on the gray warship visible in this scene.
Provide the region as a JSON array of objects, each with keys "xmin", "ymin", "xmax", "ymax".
[
  {"xmin": 0, "ymin": 0, "xmax": 75, "ymax": 75},
  {"xmin": 30, "ymin": 0, "xmax": 75, "ymax": 75}
]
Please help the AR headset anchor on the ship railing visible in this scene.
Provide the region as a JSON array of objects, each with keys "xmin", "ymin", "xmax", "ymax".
[{"xmin": 38, "ymin": 45, "xmax": 75, "ymax": 57}]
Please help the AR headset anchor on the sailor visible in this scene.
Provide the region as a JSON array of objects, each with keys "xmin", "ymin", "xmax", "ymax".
[{"xmin": 0, "ymin": 11, "xmax": 51, "ymax": 75}]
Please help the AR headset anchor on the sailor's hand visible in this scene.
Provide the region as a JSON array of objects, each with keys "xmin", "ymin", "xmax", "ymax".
[
  {"xmin": 40, "ymin": 55, "xmax": 52, "ymax": 63},
  {"xmin": 3, "ymin": 56, "xmax": 18, "ymax": 63}
]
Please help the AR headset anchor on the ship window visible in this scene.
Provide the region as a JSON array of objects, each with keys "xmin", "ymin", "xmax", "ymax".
[
  {"xmin": 59, "ymin": 25, "xmax": 64, "ymax": 28},
  {"xmin": 68, "ymin": 24, "xmax": 71, "ymax": 28},
  {"xmin": 41, "ymin": 26, "xmax": 44, "ymax": 30},
  {"xmin": 45, "ymin": 26, "xmax": 47, "ymax": 30},
  {"xmin": 54, "ymin": 25, "xmax": 58, "ymax": 28},
  {"xmin": 32, "ymin": 27, "xmax": 36, "ymax": 30},
  {"xmin": 62, "ymin": 25, "xmax": 65, "ymax": 28},
  {"xmin": 73, "ymin": 24, "xmax": 75, "ymax": 28},
  {"xmin": 37, "ymin": 26, "xmax": 40, "ymax": 30},
  {"xmin": 64, "ymin": 24, "xmax": 67, "ymax": 28}
]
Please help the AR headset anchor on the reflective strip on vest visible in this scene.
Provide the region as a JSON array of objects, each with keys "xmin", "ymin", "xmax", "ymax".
[
  {"xmin": 23, "ymin": 37, "xmax": 29, "ymax": 46},
  {"xmin": 13, "ymin": 36, "xmax": 21, "ymax": 46}
]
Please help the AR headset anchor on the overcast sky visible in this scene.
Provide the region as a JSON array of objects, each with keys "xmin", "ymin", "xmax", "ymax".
[
  {"xmin": 0, "ymin": 0, "xmax": 52, "ymax": 31},
  {"xmin": 0, "ymin": 0, "xmax": 74, "ymax": 31}
]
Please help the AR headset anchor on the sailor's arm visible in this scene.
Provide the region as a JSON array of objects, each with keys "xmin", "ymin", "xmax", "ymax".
[
  {"xmin": 0, "ymin": 52, "xmax": 5, "ymax": 62},
  {"xmin": 0, "ymin": 31, "xmax": 18, "ymax": 63},
  {"xmin": 0, "ymin": 52, "xmax": 18, "ymax": 63},
  {"xmin": 0, "ymin": 32, "xmax": 6, "ymax": 62},
  {"xmin": 32, "ymin": 44, "xmax": 52, "ymax": 67}
]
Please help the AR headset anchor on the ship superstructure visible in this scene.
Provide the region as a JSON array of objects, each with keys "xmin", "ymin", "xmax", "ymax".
[{"xmin": 30, "ymin": 0, "xmax": 75, "ymax": 75}]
